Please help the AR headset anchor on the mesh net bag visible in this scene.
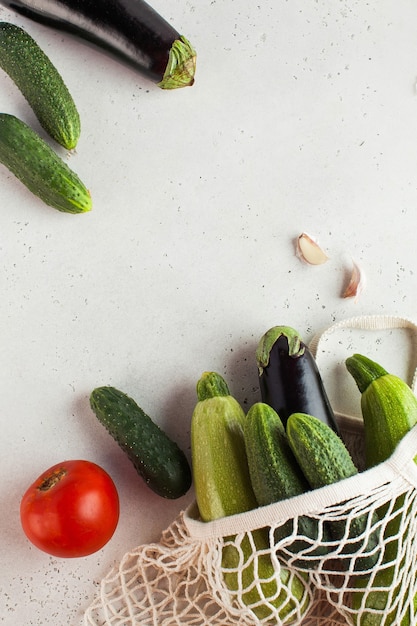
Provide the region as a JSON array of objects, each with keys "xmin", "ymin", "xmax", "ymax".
[{"xmin": 84, "ymin": 316, "xmax": 417, "ymax": 626}]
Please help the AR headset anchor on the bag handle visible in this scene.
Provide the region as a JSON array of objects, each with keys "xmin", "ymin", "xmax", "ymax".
[{"xmin": 309, "ymin": 314, "xmax": 417, "ymax": 393}]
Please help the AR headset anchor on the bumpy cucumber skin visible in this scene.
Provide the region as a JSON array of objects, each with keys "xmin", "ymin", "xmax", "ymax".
[
  {"xmin": 244, "ymin": 402, "xmax": 308, "ymax": 505},
  {"xmin": 287, "ymin": 412, "xmax": 358, "ymax": 488},
  {"xmin": 0, "ymin": 21, "xmax": 80, "ymax": 149},
  {"xmin": 287, "ymin": 413, "xmax": 381, "ymax": 572},
  {"xmin": 0, "ymin": 113, "xmax": 91, "ymax": 213},
  {"xmin": 244, "ymin": 403, "xmax": 331, "ymax": 568},
  {"xmin": 90, "ymin": 386, "xmax": 192, "ymax": 500}
]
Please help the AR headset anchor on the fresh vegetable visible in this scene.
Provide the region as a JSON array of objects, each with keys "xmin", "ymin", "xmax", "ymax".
[
  {"xmin": 346, "ymin": 354, "xmax": 417, "ymax": 624},
  {"xmin": 244, "ymin": 402, "xmax": 331, "ymax": 568},
  {"xmin": 89, "ymin": 386, "xmax": 192, "ymax": 499},
  {"xmin": 0, "ymin": 21, "xmax": 80, "ymax": 149},
  {"xmin": 20, "ymin": 459, "xmax": 119, "ymax": 557},
  {"xmin": 191, "ymin": 372, "xmax": 257, "ymax": 521},
  {"xmin": 244, "ymin": 402, "xmax": 308, "ymax": 506},
  {"xmin": 0, "ymin": 113, "xmax": 91, "ymax": 213},
  {"xmin": 287, "ymin": 412, "xmax": 381, "ymax": 571},
  {"xmin": 256, "ymin": 325, "xmax": 339, "ymax": 431},
  {"xmin": 191, "ymin": 372, "xmax": 311, "ymax": 623},
  {"xmin": 346, "ymin": 353, "xmax": 417, "ymax": 467},
  {"xmin": 1, "ymin": 0, "xmax": 196, "ymax": 89},
  {"xmin": 287, "ymin": 412, "xmax": 358, "ymax": 488}
]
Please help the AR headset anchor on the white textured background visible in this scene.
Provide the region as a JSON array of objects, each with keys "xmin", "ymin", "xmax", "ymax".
[{"xmin": 1, "ymin": 1, "xmax": 417, "ymax": 623}]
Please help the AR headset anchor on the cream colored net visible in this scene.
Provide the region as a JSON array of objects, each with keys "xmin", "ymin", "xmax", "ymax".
[
  {"xmin": 84, "ymin": 421, "xmax": 417, "ymax": 626},
  {"xmin": 84, "ymin": 316, "xmax": 417, "ymax": 626}
]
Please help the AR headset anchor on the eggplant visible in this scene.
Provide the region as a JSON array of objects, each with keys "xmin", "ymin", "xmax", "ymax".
[
  {"xmin": 1, "ymin": 0, "xmax": 196, "ymax": 88},
  {"xmin": 256, "ymin": 325, "xmax": 339, "ymax": 432}
]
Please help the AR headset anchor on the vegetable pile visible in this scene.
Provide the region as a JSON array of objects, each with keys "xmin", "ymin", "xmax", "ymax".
[
  {"xmin": 187, "ymin": 325, "xmax": 417, "ymax": 623},
  {"xmin": 19, "ymin": 322, "xmax": 417, "ymax": 625}
]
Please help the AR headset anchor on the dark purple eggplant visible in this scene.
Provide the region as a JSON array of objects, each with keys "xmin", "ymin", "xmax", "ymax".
[
  {"xmin": 256, "ymin": 325, "xmax": 339, "ymax": 432},
  {"xmin": 1, "ymin": 0, "xmax": 196, "ymax": 88}
]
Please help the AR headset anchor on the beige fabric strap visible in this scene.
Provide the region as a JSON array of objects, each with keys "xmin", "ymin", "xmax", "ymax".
[
  {"xmin": 309, "ymin": 314, "xmax": 417, "ymax": 392},
  {"xmin": 183, "ymin": 425, "xmax": 417, "ymax": 541}
]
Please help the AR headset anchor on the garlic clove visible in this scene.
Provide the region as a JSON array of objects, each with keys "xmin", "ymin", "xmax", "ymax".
[
  {"xmin": 343, "ymin": 261, "xmax": 366, "ymax": 301},
  {"xmin": 297, "ymin": 232, "xmax": 329, "ymax": 265}
]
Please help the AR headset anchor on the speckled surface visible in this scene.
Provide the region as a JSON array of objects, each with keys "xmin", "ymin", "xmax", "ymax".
[{"xmin": 1, "ymin": 1, "xmax": 417, "ymax": 624}]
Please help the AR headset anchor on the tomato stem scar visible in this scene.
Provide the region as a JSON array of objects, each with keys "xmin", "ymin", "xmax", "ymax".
[{"xmin": 38, "ymin": 468, "xmax": 67, "ymax": 491}]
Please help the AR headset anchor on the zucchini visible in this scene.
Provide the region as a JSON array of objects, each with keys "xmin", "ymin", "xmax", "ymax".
[
  {"xmin": 256, "ymin": 325, "xmax": 339, "ymax": 431},
  {"xmin": 244, "ymin": 402, "xmax": 331, "ymax": 569},
  {"xmin": 346, "ymin": 353, "xmax": 417, "ymax": 467},
  {"xmin": 287, "ymin": 412, "xmax": 381, "ymax": 572},
  {"xmin": 346, "ymin": 354, "xmax": 417, "ymax": 624},
  {"xmin": 89, "ymin": 386, "xmax": 192, "ymax": 499},
  {"xmin": 0, "ymin": 113, "xmax": 91, "ymax": 213},
  {"xmin": 191, "ymin": 372, "xmax": 311, "ymax": 623},
  {"xmin": 1, "ymin": 0, "xmax": 196, "ymax": 89},
  {"xmin": 0, "ymin": 21, "xmax": 80, "ymax": 149}
]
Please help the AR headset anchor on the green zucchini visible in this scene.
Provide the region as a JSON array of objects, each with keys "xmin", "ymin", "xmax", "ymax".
[
  {"xmin": 89, "ymin": 386, "xmax": 192, "ymax": 499},
  {"xmin": 0, "ymin": 22, "xmax": 80, "ymax": 149},
  {"xmin": 191, "ymin": 372, "xmax": 311, "ymax": 623},
  {"xmin": 346, "ymin": 354, "xmax": 417, "ymax": 625},
  {"xmin": 0, "ymin": 113, "xmax": 91, "ymax": 213},
  {"xmin": 244, "ymin": 402, "xmax": 331, "ymax": 569},
  {"xmin": 287, "ymin": 412, "xmax": 381, "ymax": 572},
  {"xmin": 346, "ymin": 353, "xmax": 417, "ymax": 467}
]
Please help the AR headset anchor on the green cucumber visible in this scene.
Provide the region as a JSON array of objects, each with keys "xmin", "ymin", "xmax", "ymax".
[
  {"xmin": 0, "ymin": 22, "xmax": 80, "ymax": 149},
  {"xmin": 89, "ymin": 386, "xmax": 192, "ymax": 499},
  {"xmin": 346, "ymin": 354, "xmax": 417, "ymax": 625},
  {"xmin": 244, "ymin": 402, "xmax": 309, "ymax": 505},
  {"xmin": 191, "ymin": 373, "xmax": 311, "ymax": 623},
  {"xmin": 0, "ymin": 113, "xmax": 91, "ymax": 213},
  {"xmin": 244, "ymin": 402, "xmax": 331, "ymax": 568},
  {"xmin": 287, "ymin": 412, "xmax": 381, "ymax": 572}
]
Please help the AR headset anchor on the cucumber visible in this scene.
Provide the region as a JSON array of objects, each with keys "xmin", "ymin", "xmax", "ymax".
[
  {"xmin": 244, "ymin": 402, "xmax": 309, "ymax": 505},
  {"xmin": 244, "ymin": 402, "xmax": 331, "ymax": 568},
  {"xmin": 346, "ymin": 354, "xmax": 417, "ymax": 624},
  {"xmin": 0, "ymin": 22, "xmax": 80, "ymax": 149},
  {"xmin": 287, "ymin": 412, "xmax": 381, "ymax": 572},
  {"xmin": 191, "ymin": 372, "xmax": 311, "ymax": 623},
  {"xmin": 0, "ymin": 113, "xmax": 91, "ymax": 213},
  {"xmin": 89, "ymin": 386, "xmax": 192, "ymax": 499}
]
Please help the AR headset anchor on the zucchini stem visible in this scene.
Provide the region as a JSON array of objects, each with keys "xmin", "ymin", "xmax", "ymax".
[
  {"xmin": 345, "ymin": 353, "xmax": 389, "ymax": 394},
  {"xmin": 196, "ymin": 372, "xmax": 230, "ymax": 401}
]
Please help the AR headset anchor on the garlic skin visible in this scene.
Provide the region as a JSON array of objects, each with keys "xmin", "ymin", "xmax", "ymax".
[
  {"xmin": 343, "ymin": 261, "xmax": 366, "ymax": 302},
  {"xmin": 296, "ymin": 232, "xmax": 329, "ymax": 265}
]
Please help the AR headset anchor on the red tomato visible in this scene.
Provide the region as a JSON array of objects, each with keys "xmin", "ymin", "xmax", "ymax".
[{"xmin": 20, "ymin": 459, "xmax": 119, "ymax": 558}]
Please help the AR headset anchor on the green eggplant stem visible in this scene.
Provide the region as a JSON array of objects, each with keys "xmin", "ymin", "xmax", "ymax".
[
  {"xmin": 256, "ymin": 325, "xmax": 305, "ymax": 372},
  {"xmin": 157, "ymin": 36, "xmax": 196, "ymax": 89},
  {"xmin": 345, "ymin": 353, "xmax": 389, "ymax": 394}
]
